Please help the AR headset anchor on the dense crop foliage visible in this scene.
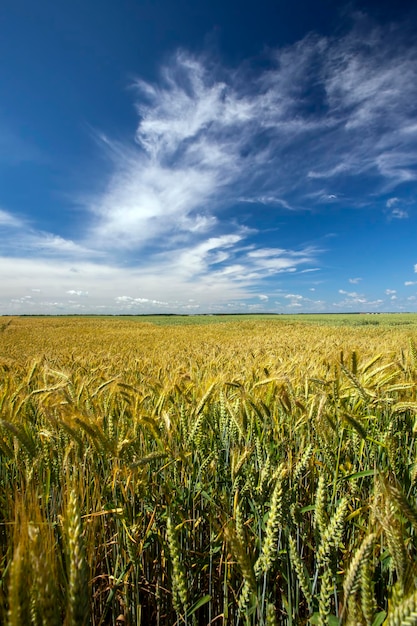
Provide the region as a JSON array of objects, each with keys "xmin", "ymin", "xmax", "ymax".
[{"xmin": 1, "ymin": 316, "xmax": 417, "ymax": 625}]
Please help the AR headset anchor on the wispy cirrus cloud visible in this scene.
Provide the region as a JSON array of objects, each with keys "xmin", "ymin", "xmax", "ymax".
[
  {"xmin": 85, "ymin": 16, "xmax": 417, "ymax": 250},
  {"xmin": 0, "ymin": 211, "xmax": 98, "ymax": 259},
  {"xmin": 0, "ymin": 207, "xmax": 24, "ymax": 228},
  {"xmin": 238, "ymin": 196, "xmax": 294, "ymax": 209}
]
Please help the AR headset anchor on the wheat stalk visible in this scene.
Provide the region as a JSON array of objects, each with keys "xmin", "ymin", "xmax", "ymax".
[{"xmin": 65, "ymin": 488, "xmax": 89, "ymax": 626}]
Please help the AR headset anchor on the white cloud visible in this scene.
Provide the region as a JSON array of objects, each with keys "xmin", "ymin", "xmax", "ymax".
[
  {"xmin": 0, "ymin": 214, "xmax": 98, "ymax": 260},
  {"xmin": 308, "ymin": 193, "xmax": 339, "ymax": 203},
  {"xmin": 390, "ymin": 208, "xmax": 409, "ymax": 219},
  {"xmin": 0, "ymin": 255, "xmax": 246, "ymax": 315},
  {"xmin": 335, "ymin": 288, "xmax": 381, "ymax": 308},
  {"xmin": 299, "ymin": 268, "xmax": 320, "ymax": 274},
  {"xmin": 114, "ymin": 296, "xmax": 168, "ymax": 307},
  {"xmin": 334, "ymin": 295, "xmax": 383, "ymax": 309},
  {"xmin": 385, "ymin": 289, "xmax": 396, "ymax": 295},
  {"xmin": 134, "ymin": 298, "xmax": 168, "ymax": 305},
  {"xmin": 0, "ymin": 216, "xmax": 320, "ymax": 313},
  {"xmin": 0, "ymin": 208, "xmax": 25, "ymax": 229},
  {"xmin": 339, "ymin": 289, "xmax": 362, "ymax": 298},
  {"xmin": 115, "ymin": 296, "xmax": 134, "ymax": 303},
  {"xmin": 31, "ymin": 234, "xmax": 98, "ymax": 256},
  {"xmin": 308, "ymin": 164, "xmax": 349, "ymax": 179},
  {"xmin": 239, "ymin": 196, "xmax": 293, "ymax": 209},
  {"xmin": 349, "ymin": 277, "xmax": 362, "ymax": 284},
  {"xmin": 405, "ymin": 281, "xmax": 417, "ymax": 286},
  {"xmin": 170, "ymin": 234, "xmax": 243, "ymax": 278},
  {"xmin": 284, "ymin": 293, "xmax": 303, "ymax": 299},
  {"xmin": 245, "ymin": 247, "xmax": 316, "ymax": 276}
]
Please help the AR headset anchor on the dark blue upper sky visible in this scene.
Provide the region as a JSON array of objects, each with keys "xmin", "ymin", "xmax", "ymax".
[{"xmin": 1, "ymin": 0, "xmax": 417, "ymax": 313}]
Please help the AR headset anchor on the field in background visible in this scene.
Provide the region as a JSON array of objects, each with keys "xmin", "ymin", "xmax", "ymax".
[
  {"xmin": 3, "ymin": 312, "xmax": 417, "ymax": 327},
  {"xmin": 1, "ymin": 315, "xmax": 417, "ymax": 624},
  {"xmin": 134, "ymin": 312, "xmax": 417, "ymax": 326}
]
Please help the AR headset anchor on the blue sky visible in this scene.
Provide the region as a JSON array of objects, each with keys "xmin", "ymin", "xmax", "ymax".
[{"xmin": 1, "ymin": 0, "xmax": 417, "ymax": 314}]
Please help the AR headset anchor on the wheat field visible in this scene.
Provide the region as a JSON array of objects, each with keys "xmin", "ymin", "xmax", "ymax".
[{"xmin": 1, "ymin": 315, "xmax": 417, "ymax": 625}]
